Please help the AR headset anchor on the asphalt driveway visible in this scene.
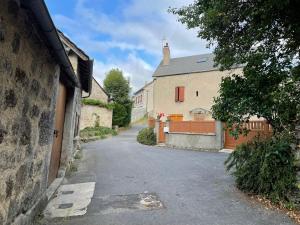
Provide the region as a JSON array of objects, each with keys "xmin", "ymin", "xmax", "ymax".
[{"xmin": 43, "ymin": 125, "xmax": 296, "ymax": 225}]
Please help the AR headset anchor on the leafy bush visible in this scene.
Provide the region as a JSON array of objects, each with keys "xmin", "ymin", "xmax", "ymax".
[
  {"xmin": 112, "ymin": 101, "xmax": 133, "ymax": 127},
  {"xmin": 80, "ymin": 126, "xmax": 117, "ymax": 139},
  {"xmin": 82, "ymin": 98, "xmax": 113, "ymax": 110},
  {"xmin": 112, "ymin": 103, "xmax": 127, "ymax": 127},
  {"xmin": 137, "ymin": 128, "xmax": 156, "ymax": 146},
  {"xmin": 225, "ymin": 134, "xmax": 296, "ymax": 202},
  {"xmin": 123, "ymin": 100, "xmax": 133, "ymax": 127}
]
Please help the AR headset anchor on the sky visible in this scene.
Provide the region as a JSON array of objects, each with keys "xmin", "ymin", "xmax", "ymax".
[{"xmin": 45, "ymin": 0, "xmax": 211, "ymax": 91}]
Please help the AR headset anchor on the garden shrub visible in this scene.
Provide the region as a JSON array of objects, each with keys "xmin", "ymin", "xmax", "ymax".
[
  {"xmin": 137, "ymin": 128, "xmax": 156, "ymax": 146},
  {"xmin": 111, "ymin": 101, "xmax": 132, "ymax": 127},
  {"xmin": 112, "ymin": 103, "xmax": 127, "ymax": 127},
  {"xmin": 82, "ymin": 98, "xmax": 114, "ymax": 110},
  {"xmin": 225, "ymin": 134, "xmax": 296, "ymax": 202},
  {"xmin": 80, "ymin": 126, "xmax": 117, "ymax": 139}
]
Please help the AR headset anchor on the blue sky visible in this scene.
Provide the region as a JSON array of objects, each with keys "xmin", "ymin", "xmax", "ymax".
[{"xmin": 45, "ymin": 0, "xmax": 211, "ymax": 91}]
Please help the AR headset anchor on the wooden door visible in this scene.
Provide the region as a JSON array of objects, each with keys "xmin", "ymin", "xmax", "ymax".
[
  {"xmin": 224, "ymin": 130, "xmax": 237, "ymax": 149},
  {"xmin": 48, "ymin": 82, "xmax": 67, "ymax": 186},
  {"xmin": 158, "ymin": 122, "xmax": 166, "ymax": 143}
]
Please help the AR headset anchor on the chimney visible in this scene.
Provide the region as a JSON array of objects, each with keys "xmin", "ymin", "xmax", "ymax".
[{"xmin": 162, "ymin": 42, "xmax": 170, "ymax": 66}]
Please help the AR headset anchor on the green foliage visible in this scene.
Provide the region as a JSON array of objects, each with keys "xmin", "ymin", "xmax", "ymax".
[
  {"xmin": 103, "ymin": 69, "xmax": 133, "ymax": 127},
  {"xmin": 82, "ymin": 98, "xmax": 113, "ymax": 110},
  {"xmin": 112, "ymin": 103, "xmax": 127, "ymax": 127},
  {"xmin": 170, "ymin": 0, "xmax": 300, "ymax": 134},
  {"xmin": 104, "ymin": 69, "xmax": 131, "ymax": 103},
  {"xmin": 225, "ymin": 135, "xmax": 296, "ymax": 202},
  {"xmin": 122, "ymin": 99, "xmax": 133, "ymax": 127},
  {"xmin": 80, "ymin": 126, "xmax": 117, "ymax": 139},
  {"xmin": 137, "ymin": 128, "xmax": 157, "ymax": 146}
]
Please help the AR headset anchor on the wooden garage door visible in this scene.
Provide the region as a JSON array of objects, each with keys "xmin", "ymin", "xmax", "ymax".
[{"xmin": 48, "ymin": 81, "xmax": 67, "ymax": 186}]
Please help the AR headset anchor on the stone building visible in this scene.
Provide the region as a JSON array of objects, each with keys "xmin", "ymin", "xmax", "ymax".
[
  {"xmin": 80, "ymin": 78, "xmax": 113, "ymax": 129},
  {"xmin": 152, "ymin": 43, "xmax": 243, "ymax": 121},
  {"xmin": 0, "ymin": 1, "xmax": 92, "ymax": 224},
  {"xmin": 131, "ymin": 81, "xmax": 154, "ymax": 123}
]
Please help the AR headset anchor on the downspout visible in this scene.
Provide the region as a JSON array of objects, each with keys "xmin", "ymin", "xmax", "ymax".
[{"xmin": 82, "ymin": 92, "xmax": 91, "ymax": 98}]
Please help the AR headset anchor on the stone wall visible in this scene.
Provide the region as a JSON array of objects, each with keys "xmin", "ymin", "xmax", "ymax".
[
  {"xmin": 0, "ymin": 1, "xmax": 59, "ymax": 224},
  {"xmin": 80, "ymin": 105, "xmax": 113, "ymax": 129},
  {"xmin": 131, "ymin": 106, "xmax": 147, "ymax": 123},
  {"xmin": 60, "ymin": 87, "xmax": 82, "ymax": 171},
  {"xmin": 88, "ymin": 79, "xmax": 109, "ymax": 102}
]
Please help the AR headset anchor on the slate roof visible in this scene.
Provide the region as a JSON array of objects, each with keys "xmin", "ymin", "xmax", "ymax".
[
  {"xmin": 153, "ymin": 53, "xmax": 218, "ymax": 77},
  {"xmin": 134, "ymin": 80, "xmax": 154, "ymax": 95},
  {"xmin": 58, "ymin": 30, "xmax": 93, "ymax": 93}
]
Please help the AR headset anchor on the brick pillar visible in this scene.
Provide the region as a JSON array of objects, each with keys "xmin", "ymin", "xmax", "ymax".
[
  {"xmin": 155, "ymin": 119, "xmax": 160, "ymax": 144},
  {"xmin": 165, "ymin": 119, "xmax": 170, "ymax": 132}
]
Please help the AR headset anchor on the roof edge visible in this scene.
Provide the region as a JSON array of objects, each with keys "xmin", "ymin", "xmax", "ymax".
[
  {"xmin": 21, "ymin": 0, "xmax": 80, "ymax": 88},
  {"xmin": 133, "ymin": 80, "xmax": 154, "ymax": 95},
  {"xmin": 153, "ymin": 66, "xmax": 244, "ymax": 78},
  {"xmin": 92, "ymin": 78, "xmax": 110, "ymax": 98}
]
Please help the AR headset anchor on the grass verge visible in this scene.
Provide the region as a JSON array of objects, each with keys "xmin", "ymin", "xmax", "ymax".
[{"xmin": 80, "ymin": 126, "xmax": 117, "ymax": 142}]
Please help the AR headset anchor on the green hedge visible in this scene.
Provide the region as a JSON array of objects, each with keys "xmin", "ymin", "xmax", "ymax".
[
  {"xmin": 112, "ymin": 101, "xmax": 132, "ymax": 127},
  {"xmin": 137, "ymin": 128, "xmax": 156, "ymax": 146},
  {"xmin": 82, "ymin": 98, "xmax": 113, "ymax": 110},
  {"xmin": 225, "ymin": 134, "xmax": 296, "ymax": 202}
]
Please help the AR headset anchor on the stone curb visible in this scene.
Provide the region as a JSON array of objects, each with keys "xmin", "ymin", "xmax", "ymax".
[{"xmin": 11, "ymin": 177, "xmax": 64, "ymax": 225}]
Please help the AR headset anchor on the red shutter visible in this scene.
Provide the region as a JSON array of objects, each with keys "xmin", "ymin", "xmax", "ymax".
[
  {"xmin": 179, "ymin": 87, "xmax": 185, "ymax": 102},
  {"xmin": 175, "ymin": 87, "xmax": 179, "ymax": 102}
]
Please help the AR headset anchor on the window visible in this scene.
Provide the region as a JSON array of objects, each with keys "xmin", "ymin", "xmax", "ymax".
[
  {"xmin": 196, "ymin": 91, "xmax": 199, "ymax": 97},
  {"xmin": 175, "ymin": 86, "xmax": 184, "ymax": 102}
]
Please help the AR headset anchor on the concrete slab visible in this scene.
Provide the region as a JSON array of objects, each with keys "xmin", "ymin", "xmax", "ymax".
[{"xmin": 44, "ymin": 182, "xmax": 96, "ymax": 218}]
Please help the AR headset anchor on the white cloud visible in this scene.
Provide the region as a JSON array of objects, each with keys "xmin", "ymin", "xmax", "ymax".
[
  {"xmin": 93, "ymin": 54, "xmax": 154, "ymax": 92},
  {"xmin": 74, "ymin": 0, "xmax": 209, "ymax": 57},
  {"xmin": 52, "ymin": 0, "xmax": 211, "ymax": 91}
]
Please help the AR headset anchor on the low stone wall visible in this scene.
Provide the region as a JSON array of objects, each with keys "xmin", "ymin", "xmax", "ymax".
[
  {"xmin": 165, "ymin": 133, "xmax": 221, "ymax": 151},
  {"xmin": 80, "ymin": 105, "xmax": 113, "ymax": 129},
  {"xmin": 164, "ymin": 121, "xmax": 224, "ymax": 151}
]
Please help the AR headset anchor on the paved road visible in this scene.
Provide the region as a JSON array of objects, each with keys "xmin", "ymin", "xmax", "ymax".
[{"xmin": 44, "ymin": 126, "xmax": 295, "ymax": 225}]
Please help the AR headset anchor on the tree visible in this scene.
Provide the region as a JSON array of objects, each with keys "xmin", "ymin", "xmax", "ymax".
[
  {"xmin": 104, "ymin": 69, "xmax": 132, "ymax": 127},
  {"xmin": 170, "ymin": 0, "xmax": 300, "ymax": 135},
  {"xmin": 111, "ymin": 103, "xmax": 127, "ymax": 127},
  {"xmin": 104, "ymin": 69, "xmax": 130, "ymax": 103}
]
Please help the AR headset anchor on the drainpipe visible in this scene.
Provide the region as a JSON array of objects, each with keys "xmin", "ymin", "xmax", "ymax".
[{"xmin": 82, "ymin": 92, "xmax": 91, "ymax": 98}]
